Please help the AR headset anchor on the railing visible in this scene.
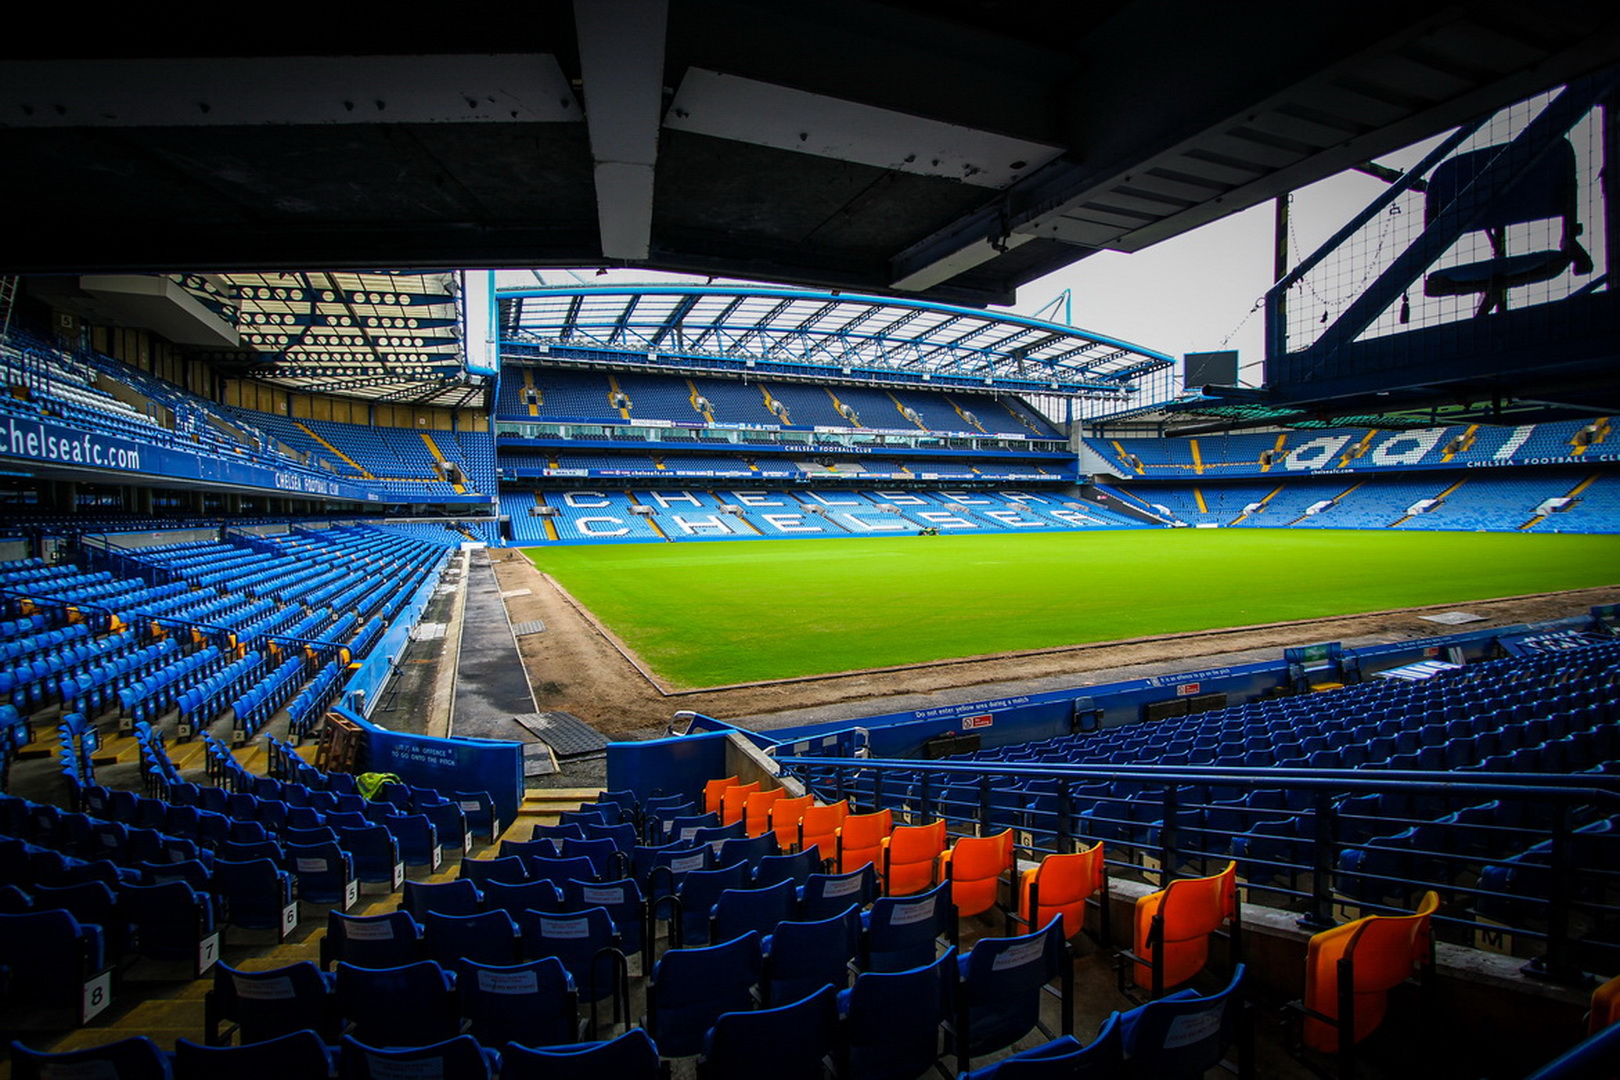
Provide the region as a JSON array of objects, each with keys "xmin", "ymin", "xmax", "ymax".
[{"xmin": 775, "ymin": 754, "xmax": 1620, "ymax": 985}]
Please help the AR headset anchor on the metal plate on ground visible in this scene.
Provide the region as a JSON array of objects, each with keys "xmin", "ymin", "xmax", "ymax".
[
  {"xmin": 511, "ymin": 619, "xmax": 547, "ymax": 636},
  {"xmin": 1419, "ymin": 611, "xmax": 1486, "ymax": 625},
  {"xmin": 513, "ymin": 711, "xmax": 609, "ymax": 758},
  {"xmin": 411, "ymin": 622, "xmax": 447, "ymax": 641},
  {"xmin": 523, "ymin": 741, "xmax": 558, "ymax": 777},
  {"xmin": 501, "ymin": 588, "xmax": 533, "ymax": 598}
]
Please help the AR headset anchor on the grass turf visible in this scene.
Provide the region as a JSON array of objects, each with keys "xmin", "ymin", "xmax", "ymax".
[{"xmin": 526, "ymin": 529, "xmax": 1620, "ymax": 688}]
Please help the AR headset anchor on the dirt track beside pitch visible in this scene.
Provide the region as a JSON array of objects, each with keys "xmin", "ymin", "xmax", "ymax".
[{"xmin": 486, "ymin": 548, "xmax": 1620, "ymax": 739}]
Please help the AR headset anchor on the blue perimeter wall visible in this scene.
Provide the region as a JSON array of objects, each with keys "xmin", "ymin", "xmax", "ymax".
[{"xmin": 608, "ymin": 618, "xmax": 1588, "ymax": 794}]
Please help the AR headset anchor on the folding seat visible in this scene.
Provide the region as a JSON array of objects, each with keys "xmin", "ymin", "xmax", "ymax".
[
  {"xmin": 501, "ymin": 836, "xmax": 563, "ymax": 862},
  {"xmin": 209, "ymin": 857, "xmax": 299, "ymax": 942},
  {"xmin": 286, "ymin": 840, "xmax": 357, "ymax": 910},
  {"xmin": 204, "ymin": 959, "xmax": 338, "ymax": 1045},
  {"xmin": 560, "ymin": 835, "xmax": 626, "ymax": 879},
  {"xmin": 120, "ymin": 878, "xmax": 220, "ymax": 976},
  {"xmin": 481, "ymin": 877, "xmax": 564, "ymax": 919},
  {"xmin": 321, "ymin": 910, "xmax": 422, "ymax": 970},
  {"xmin": 558, "ymin": 807, "xmax": 608, "ymax": 831},
  {"xmin": 702, "ymin": 775, "xmax": 741, "ymax": 815},
  {"xmin": 644, "ymin": 930, "xmax": 763, "ymax": 1058},
  {"xmin": 517, "ymin": 905, "xmax": 629, "ymax": 1033},
  {"xmin": 562, "ymin": 876, "xmax": 647, "ymax": 965},
  {"xmin": 1120, "ymin": 963, "xmax": 1247, "ymax": 1079},
  {"xmin": 459, "ymin": 854, "xmax": 529, "ymax": 887},
  {"xmin": 173, "ymin": 1030, "xmax": 335, "ymax": 1080},
  {"xmin": 284, "ymin": 824, "xmax": 339, "ymax": 848},
  {"xmin": 762, "ymin": 905, "xmax": 860, "ymax": 1006},
  {"xmin": 743, "ymin": 787, "xmax": 786, "ymax": 838},
  {"xmin": 336, "ymin": 1031, "xmax": 499, "ymax": 1078},
  {"xmin": 754, "ymin": 846, "xmax": 822, "ymax": 890},
  {"xmin": 1123, "ymin": 860, "xmax": 1240, "ymax": 999},
  {"xmin": 769, "ymin": 794, "xmax": 815, "ymax": 850},
  {"xmin": 582, "ymin": 819, "xmax": 638, "ymax": 856},
  {"xmin": 840, "ymin": 947, "xmax": 956, "ymax": 1080},
  {"xmin": 1590, "ymin": 972, "xmax": 1620, "ymax": 1035},
  {"xmin": 1013, "ymin": 841, "xmax": 1109, "ymax": 944},
  {"xmin": 937, "ymin": 827, "xmax": 1014, "ymax": 916},
  {"xmin": 643, "ymin": 798, "xmax": 698, "ymax": 844},
  {"xmin": 335, "ymin": 824, "xmax": 403, "ymax": 892},
  {"xmin": 664, "ymin": 811, "xmax": 721, "ymax": 846},
  {"xmin": 952, "ymin": 917, "xmax": 1072, "ymax": 1072},
  {"xmin": 862, "ymin": 880, "xmax": 956, "ymax": 973},
  {"xmin": 456, "ymin": 955, "xmax": 579, "ymax": 1048},
  {"xmin": 715, "ymin": 832, "xmax": 780, "ymax": 875},
  {"xmin": 381, "ymin": 813, "xmax": 442, "ymax": 873},
  {"xmin": 333, "ymin": 960, "xmax": 460, "ymax": 1048},
  {"xmin": 670, "ymin": 862, "xmax": 750, "ymax": 948},
  {"xmin": 501, "ymin": 1027, "xmax": 661, "ymax": 1080},
  {"xmin": 960, "ymin": 1017, "xmax": 1124, "ymax": 1080},
  {"xmin": 838, "ymin": 808, "xmax": 894, "ymax": 876},
  {"xmin": 692, "ymin": 821, "xmax": 747, "ymax": 851},
  {"xmin": 712, "ymin": 878, "xmax": 798, "ymax": 944},
  {"xmin": 0, "ymin": 908, "xmax": 115, "ymax": 1024},
  {"xmin": 9, "ymin": 1035, "xmax": 172, "ymax": 1080},
  {"xmin": 528, "ymin": 853, "xmax": 600, "ymax": 890},
  {"xmin": 1300, "ymin": 892, "xmax": 1438, "ymax": 1059},
  {"xmin": 878, "ymin": 818, "xmax": 948, "ymax": 897},
  {"xmin": 423, "ymin": 909, "xmax": 523, "ymax": 967},
  {"xmin": 797, "ymin": 799, "xmax": 849, "ymax": 860},
  {"xmin": 450, "ymin": 790, "xmax": 499, "ymax": 844},
  {"xmin": 699, "ymin": 981, "xmax": 838, "ymax": 1080},
  {"xmin": 718, "ymin": 781, "xmax": 762, "ymax": 828},
  {"xmin": 218, "ymin": 837, "xmax": 283, "ymax": 864},
  {"xmin": 800, "ymin": 863, "xmax": 879, "ymax": 922}
]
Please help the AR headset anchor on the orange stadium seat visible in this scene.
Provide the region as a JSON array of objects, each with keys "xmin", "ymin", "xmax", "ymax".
[
  {"xmin": 940, "ymin": 828, "xmax": 1014, "ymax": 918},
  {"xmin": 742, "ymin": 788, "xmax": 785, "ymax": 837},
  {"xmin": 797, "ymin": 801, "xmax": 849, "ymax": 860},
  {"xmin": 1015, "ymin": 841, "xmax": 1108, "ymax": 943},
  {"xmin": 719, "ymin": 781, "xmax": 761, "ymax": 827},
  {"xmin": 1127, "ymin": 860, "xmax": 1240, "ymax": 998},
  {"xmin": 702, "ymin": 776, "xmax": 739, "ymax": 816},
  {"xmin": 836, "ymin": 809, "xmax": 893, "ymax": 876},
  {"xmin": 769, "ymin": 795, "xmax": 815, "ymax": 851},
  {"xmin": 880, "ymin": 819, "xmax": 948, "ymax": 896},
  {"xmin": 1303, "ymin": 890, "xmax": 1438, "ymax": 1057}
]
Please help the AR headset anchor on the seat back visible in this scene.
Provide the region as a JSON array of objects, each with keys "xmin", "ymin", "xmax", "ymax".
[
  {"xmin": 207, "ymin": 959, "xmax": 337, "ymax": 1045},
  {"xmin": 1118, "ymin": 963, "xmax": 1245, "ymax": 1077},
  {"xmin": 864, "ymin": 879, "xmax": 954, "ymax": 973},
  {"xmin": 801, "ymin": 862, "xmax": 878, "ymax": 922},
  {"xmin": 333, "ymin": 960, "xmax": 459, "ymax": 1049},
  {"xmin": 962, "ymin": 1017, "xmax": 1123, "ymax": 1080},
  {"xmin": 958, "ymin": 917, "xmax": 1070, "ymax": 1063},
  {"xmin": 763, "ymin": 905, "xmax": 860, "ymax": 1007},
  {"xmin": 455, "ymin": 956, "xmax": 577, "ymax": 1049},
  {"xmin": 882, "ymin": 818, "xmax": 948, "ymax": 896},
  {"xmin": 844, "ymin": 947, "xmax": 956, "ymax": 1080},
  {"xmin": 1303, "ymin": 891, "xmax": 1438, "ymax": 1053},
  {"xmin": 769, "ymin": 794, "xmax": 815, "ymax": 850},
  {"xmin": 500, "ymin": 1027, "xmax": 660, "ymax": 1080},
  {"xmin": 173, "ymin": 1030, "xmax": 334, "ymax": 1080},
  {"xmin": 401, "ymin": 878, "xmax": 483, "ymax": 921},
  {"xmin": 713, "ymin": 878, "xmax": 798, "ymax": 943},
  {"xmin": 703, "ymin": 776, "xmax": 740, "ymax": 815},
  {"xmin": 10, "ymin": 1035, "xmax": 173, "ymax": 1080},
  {"xmin": 322, "ymin": 910, "xmax": 421, "ymax": 971},
  {"xmin": 719, "ymin": 781, "xmax": 762, "ymax": 827},
  {"xmin": 797, "ymin": 800, "xmax": 849, "ymax": 858},
  {"xmin": 646, "ymin": 930, "xmax": 762, "ymax": 1057},
  {"xmin": 1019, "ymin": 841, "xmax": 1105, "ymax": 941},
  {"xmin": 743, "ymin": 788, "xmax": 787, "ymax": 838},
  {"xmin": 1132, "ymin": 861, "xmax": 1238, "ymax": 994},
  {"xmin": 701, "ymin": 982, "xmax": 837, "ymax": 1080},
  {"xmin": 942, "ymin": 828, "xmax": 1013, "ymax": 915},
  {"xmin": 754, "ymin": 846, "xmax": 821, "ymax": 890},
  {"xmin": 336, "ymin": 1032, "xmax": 496, "ymax": 1079},
  {"xmin": 837, "ymin": 808, "xmax": 893, "ymax": 875},
  {"xmin": 518, "ymin": 906, "xmax": 623, "ymax": 1005},
  {"xmin": 423, "ymin": 909, "xmax": 522, "ymax": 967},
  {"xmin": 458, "ymin": 855, "xmax": 530, "ymax": 887}
]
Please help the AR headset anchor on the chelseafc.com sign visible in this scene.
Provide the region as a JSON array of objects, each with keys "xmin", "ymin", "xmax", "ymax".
[{"xmin": 2, "ymin": 418, "xmax": 141, "ymax": 471}]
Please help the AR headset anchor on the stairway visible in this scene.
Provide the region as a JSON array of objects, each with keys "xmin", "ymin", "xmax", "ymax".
[{"xmin": 295, "ymin": 421, "xmax": 374, "ymax": 479}]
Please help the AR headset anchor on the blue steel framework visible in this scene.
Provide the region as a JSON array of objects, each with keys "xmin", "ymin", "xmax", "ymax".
[{"xmin": 496, "ymin": 285, "xmax": 1173, "ymax": 408}]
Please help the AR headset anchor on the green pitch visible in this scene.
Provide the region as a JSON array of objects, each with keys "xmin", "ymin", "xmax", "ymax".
[{"xmin": 526, "ymin": 530, "xmax": 1620, "ymax": 688}]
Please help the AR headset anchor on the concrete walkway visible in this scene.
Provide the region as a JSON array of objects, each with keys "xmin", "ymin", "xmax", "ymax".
[{"xmin": 450, "ymin": 549, "xmax": 539, "ymax": 739}]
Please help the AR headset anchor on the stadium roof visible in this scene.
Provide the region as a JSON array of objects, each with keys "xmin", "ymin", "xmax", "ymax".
[
  {"xmin": 3, "ymin": 4, "xmax": 1616, "ymax": 307},
  {"xmin": 498, "ymin": 284, "xmax": 1171, "ymax": 395},
  {"xmin": 36, "ymin": 270, "xmax": 483, "ymax": 407}
]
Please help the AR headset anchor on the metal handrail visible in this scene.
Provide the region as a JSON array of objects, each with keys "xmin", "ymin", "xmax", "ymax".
[{"xmin": 775, "ymin": 754, "xmax": 1619, "ymax": 985}]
